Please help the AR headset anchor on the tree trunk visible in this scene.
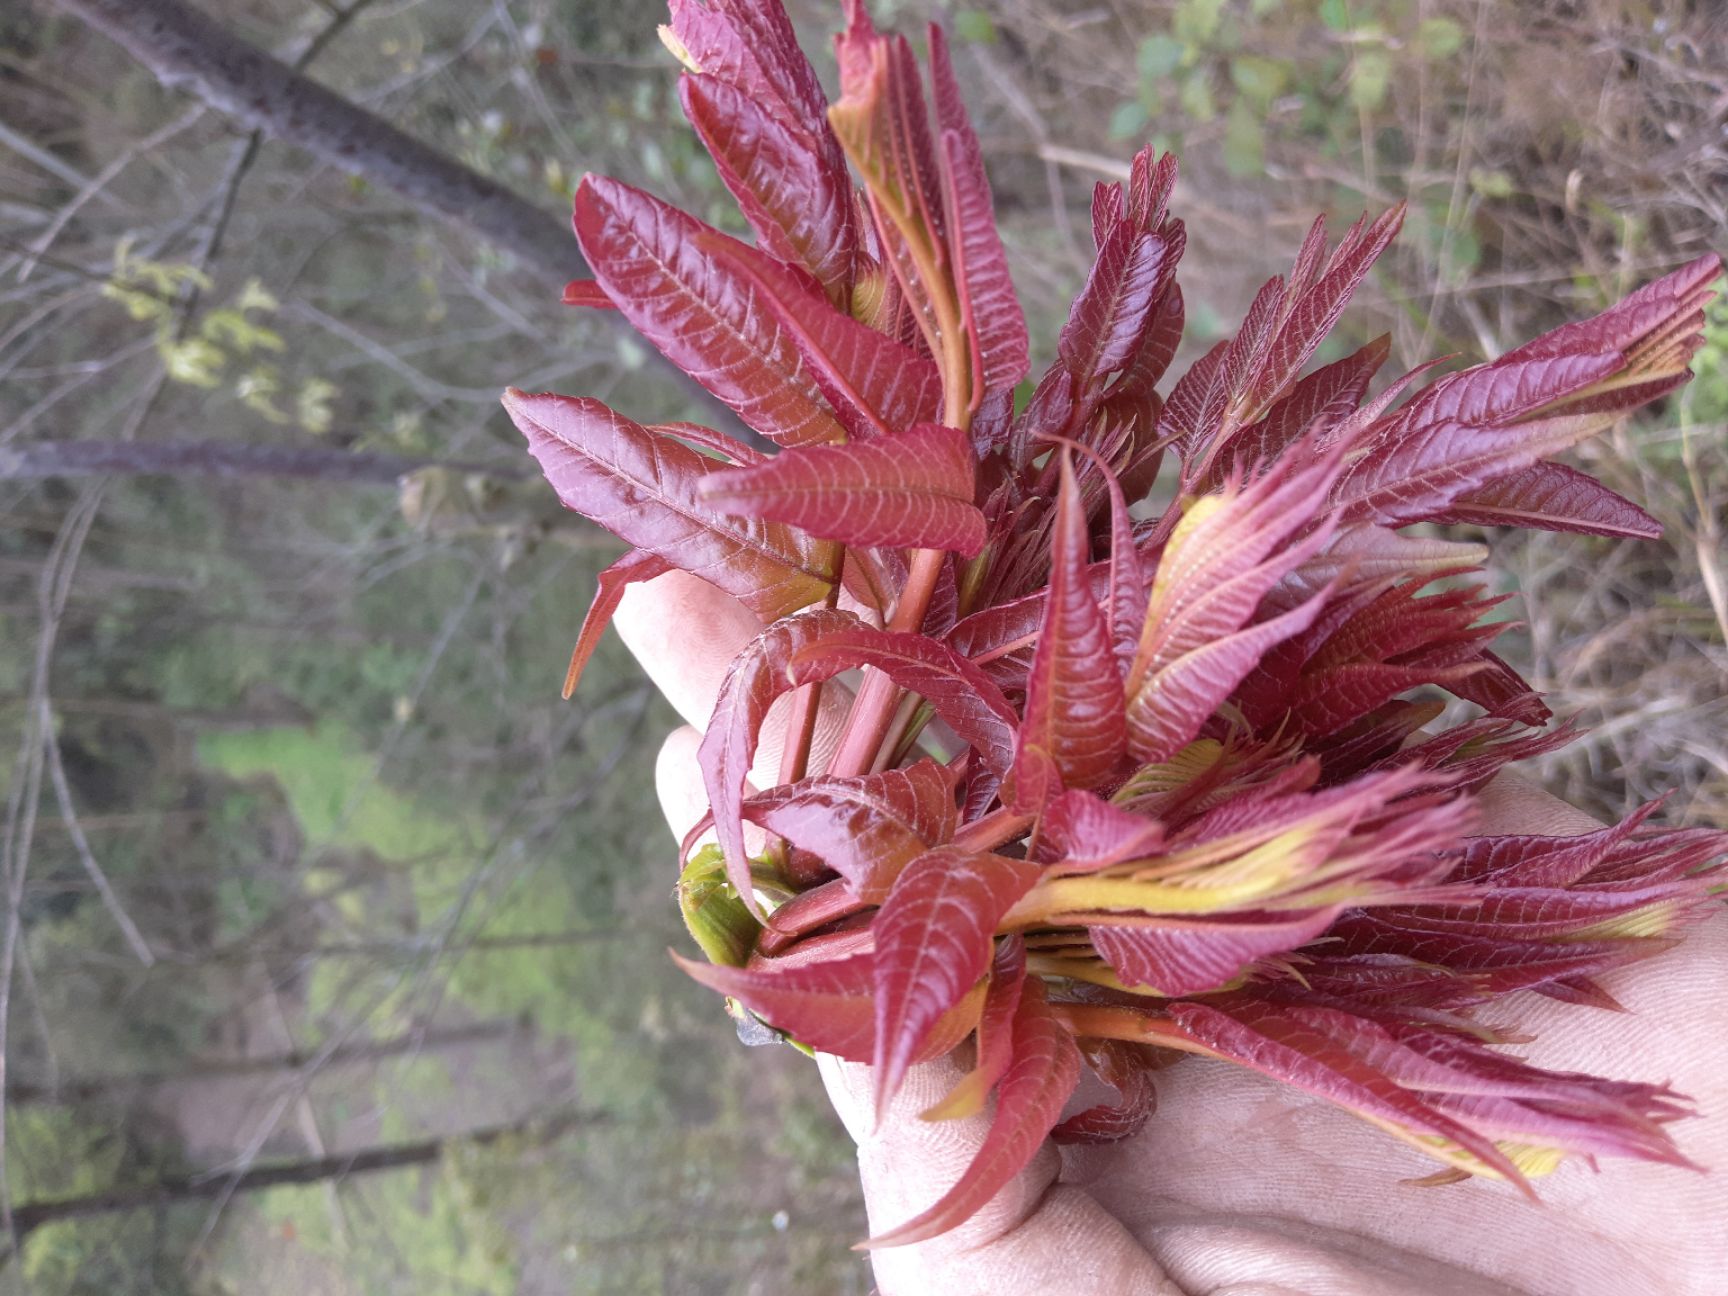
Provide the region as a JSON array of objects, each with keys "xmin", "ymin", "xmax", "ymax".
[
  {"xmin": 47, "ymin": 0, "xmax": 760, "ymax": 446},
  {"xmin": 8, "ymin": 1019, "xmax": 522, "ymax": 1107},
  {"xmin": 0, "ymin": 439, "xmax": 533, "ymax": 485},
  {"xmin": 7, "ymin": 1108, "xmax": 605, "ymax": 1244},
  {"xmin": 48, "ymin": 0, "xmax": 584, "ymax": 283}
]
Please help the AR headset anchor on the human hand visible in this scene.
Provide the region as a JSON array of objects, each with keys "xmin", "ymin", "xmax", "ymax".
[{"xmin": 616, "ymin": 569, "xmax": 1728, "ymax": 1296}]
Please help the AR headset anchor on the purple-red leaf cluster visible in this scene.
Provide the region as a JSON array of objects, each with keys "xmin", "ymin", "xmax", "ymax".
[{"xmin": 507, "ymin": 0, "xmax": 1727, "ymax": 1254}]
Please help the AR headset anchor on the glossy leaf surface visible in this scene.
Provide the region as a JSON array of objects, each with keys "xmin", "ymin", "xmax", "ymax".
[
  {"xmin": 787, "ymin": 626, "xmax": 1021, "ymax": 778},
  {"xmin": 741, "ymin": 758, "xmax": 957, "ymax": 903},
  {"xmin": 506, "ymin": 390, "xmax": 834, "ymax": 622},
  {"xmin": 871, "ymin": 848, "xmax": 1038, "ymax": 1116},
  {"xmin": 699, "ymin": 608, "xmax": 863, "ymax": 911},
  {"xmin": 574, "ymin": 176, "xmax": 846, "ymax": 448},
  {"xmin": 865, "ymin": 977, "xmax": 1080, "ymax": 1248},
  {"xmin": 1014, "ymin": 454, "xmax": 1127, "ymax": 807},
  {"xmin": 700, "ymin": 422, "xmax": 986, "ymax": 555}
]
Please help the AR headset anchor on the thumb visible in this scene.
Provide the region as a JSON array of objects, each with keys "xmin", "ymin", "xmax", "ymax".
[{"xmin": 817, "ymin": 1052, "xmax": 1170, "ymax": 1295}]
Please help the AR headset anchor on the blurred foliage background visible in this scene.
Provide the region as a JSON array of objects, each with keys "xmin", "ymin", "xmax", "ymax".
[{"xmin": 0, "ymin": 0, "xmax": 1721, "ymax": 1291}]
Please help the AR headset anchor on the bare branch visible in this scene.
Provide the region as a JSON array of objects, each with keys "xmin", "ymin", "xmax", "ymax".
[
  {"xmin": 4, "ymin": 1108, "xmax": 609, "ymax": 1247},
  {"xmin": 0, "ymin": 438, "xmax": 533, "ymax": 484},
  {"xmin": 40, "ymin": 713, "xmax": 155, "ymax": 965},
  {"xmin": 47, "ymin": 0, "xmax": 585, "ymax": 282},
  {"xmin": 9, "ymin": 1019, "xmax": 523, "ymax": 1107}
]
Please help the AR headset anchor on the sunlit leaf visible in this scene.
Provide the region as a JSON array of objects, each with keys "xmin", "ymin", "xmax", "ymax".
[
  {"xmin": 1014, "ymin": 454, "xmax": 1127, "ymax": 807},
  {"xmin": 864, "ymin": 977, "xmax": 1080, "ymax": 1248},
  {"xmin": 787, "ymin": 626, "xmax": 1021, "ymax": 779},
  {"xmin": 742, "ymin": 759, "xmax": 958, "ymax": 903},
  {"xmin": 505, "ymin": 390, "xmax": 835, "ymax": 628},
  {"xmin": 699, "ymin": 608, "xmax": 864, "ymax": 913},
  {"xmin": 871, "ymin": 848, "xmax": 1038, "ymax": 1117},
  {"xmin": 574, "ymin": 176, "xmax": 847, "ymax": 448},
  {"xmin": 700, "ymin": 423, "xmax": 986, "ymax": 555}
]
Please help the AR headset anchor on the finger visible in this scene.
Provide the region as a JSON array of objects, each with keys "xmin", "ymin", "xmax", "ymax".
[
  {"xmin": 614, "ymin": 569, "xmax": 762, "ymax": 731},
  {"xmin": 616, "ymin": 570, "xmax": 851, "ymax": 790},
  {"xmin": 817, "ymin": 1054, "xmax": 1169, "ymax": 1294},
  {"xmin": 655, "ymin": 725, "xmax": 710, "ymax": 844},
  {"xmin": 653, "ymin": 721, "xmax": 791, "ymax": 860},
  {"xmin": 1472, "ymin": 768, "xmax": 1601, "ymax": 836},
  {"xmin": 647, "ymin": 654, "xmax": 1164, "ymax": 1291}
]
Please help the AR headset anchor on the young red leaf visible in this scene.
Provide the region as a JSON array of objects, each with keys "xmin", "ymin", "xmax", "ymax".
[
  {"xmin": 1419, "ymin": 460, "xmax": 1661, "ymax": 538},
  {"xmin": 1164, "ymin": 997, "xmax": 1532, "ymax": 1188},
  {"xmin": 562, "ymin": 278, "xmax": 615, "ymax": 309},
  {"xmin": 699, "ymin": 608, "xmax": 865, "ymax": 913},
  {"xmin": 1091, "ymin": 907, "xmax": 1339, "ymax": 995},
  {"xmin": 1449, "ymin": 804, "xmax": 1661, "ymax": 886},
  {"xmin": 679, "ymin": 73, "xmax": 858, "ymax": 306},
  {"xmin": 1240, "ymin": 579, "xmax": 1513, "ymax": 739},
  {"xmin": 831, "ymin": 4, "xmax": 945, "ymax": 243},
  {"xmin": 1164, "ymin": 208, "xmax": 1402, "ymax": 466},
  {"xmin": 560, "ymin": 548, "xmax": 670, "ymax": 699},
  {"xmin": 517, "ymin": 0, "xmax": 1728, "ymax": 1247},
  {"xmin": 1158, "ymin": 338, "xmax": 1228, "ymax": 460},
  {"xmin": 1099, "ymin": 453, "xmax": 1150, "ymax": 679},
  {"xmin": 676, "ymin": 944, "xmax": 996, "ymax": 1065},
  {"xmin": 741, "ymin": 758, "xmax": 958, "ymax": 903},
  {"xmin": 945, "ymin": 588, "xmax": 1047, "ymax": 688},
  {"xmin": 691, "ymin": 232, "xmax": 943, "ymax": 441},
  {"xmin": 1445, "ymin": 649, "xmax": 1549, "ymax": 726},
  {"xmin": 698, "ymin": 423, "xmax": 986, "ymax": 556},
  {"xmin": 1110, "ymin": 274, "xmax": 1186, "ymax": 412},
  {"xmin": 1278, "ymin": 524, "xmax": 1488, "ymax": 602},
  {"xmin": 1244, "ymin": 205, "xmax": 1404, "ymax": 418},
  {"xmin": 871, "ymin": 848, "xmax": 1039, "ymax": 1119},
  {"xmin": 1384, "ymin": 718, "xmax": 1579, "ymax": 795},
  {"xmin": 1038, "ymin": 789, "xmax": 1164, "ymax": 874},
  {"xmin": 1329, "ymin": 355, "xmax": 1623, "ymax": 525},
  {"xmin": 1015, "ymin": 427, "xmax": 1150, "ymax": 677},
  {"xmin": 1192, "ymin": 334, "xmax": 1390, "ymax": 490},
  {"xmin": 864, "ymin": 976, "xmax": 1081, "ymax": 1248},
  {"xmin": 1328, "ymin": 813, "xmax": 1726, "ymax": 999},
  {"xmin": 1237, "ymin": 996, "xmax": 1697, "ymax": 1171},
  {"xmin": 922, "ymin": 936, "xmax": 1027, "ymax": 1121},
  {"xmin": 1051, "ymin": 1038, "xmax": 1161, "ymax": 1144},
  {"xmin": 505, "ymin": 390, "xmax": 835, "ymax": 622},
  {"xmin": 674, "ymin": 950, "xmax": 877, "ymax": 1061},
  {"xmin": 1013, "ymin": 453, "xmax": 1127, "ymax": 808},
  {"xmin": 787, "ymin": 626, "xmax": 1021, "ymax": 778},
  {"xmin": 928, "ymin": 24, "xmax": 1030, "ymax": 401},
  {"xmin": 944, "ymin": 542, "xmax": 1119, "ymax": 693},
  {"xmin": 1497, "ymin": 253, "xmax": 1719, "ymax": 373},
  {"xmin": 573, "ymin": 175, "xmax": 846, "ymax": 448},
  {"xmin": 1333, "ymin": 255, "xmax": 1719, "ymax": 525},
  {"xmin": 1125, "ymin": 451, "xmax": 1340, "ymax": 761},
  {"xmin": 1070, "ymin": 145, "xmax": 1185, "ymax": 408},
  {"xmin": 1060, "ymin": 224, "xmax": 1171, "ymax": 397},
  {"xmin": 830, "ymin": 5, "xmax": 952, "ymax": 365},
  {"xmin": 654, "ymin": 419, "xmax": 769, "ymax": 466},
  {"xmin": 663, "ymin": 0, "xmax": 835, "ymax": 137}
]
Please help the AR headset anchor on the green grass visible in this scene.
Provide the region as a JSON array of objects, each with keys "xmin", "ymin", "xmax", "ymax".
[{"xmin": 198, "ymin": 725, "xmax": 476, "ymax": 859}]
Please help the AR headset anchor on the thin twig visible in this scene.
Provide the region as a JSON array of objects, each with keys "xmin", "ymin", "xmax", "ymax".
[
  {"xmin": 12, "ymin": 106, "xmax": 205, "ymax": 282},
  {"xmin": 39, "ymin": 715, "xmax": 155, "ymax": 965}
]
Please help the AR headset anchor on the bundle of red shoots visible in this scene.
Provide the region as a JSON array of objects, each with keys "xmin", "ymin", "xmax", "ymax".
[{"xmin": 503, "ymin": 0, "xmax": 1727, "ymax": 1248}]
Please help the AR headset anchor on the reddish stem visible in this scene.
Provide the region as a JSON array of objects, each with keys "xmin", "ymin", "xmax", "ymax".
[
  {"xmin": 756, "ymin": 877, "xmax": 868, "ymax": 956},
  {"xmin": 949, "ymin": 806, "xmax": 1035, "ymax": 854},
  {"xmin": 776, "ymin": 678, "xmax": 824, "ymax": 788},
  {"xmin": 777, "ymin": 582, "xmax": 841, "ymax": 788},
  {"xmin": 748, "ymin": 917, "xmax": 873, "ymax": 970},
  {"xmin": 826, "ymin": 546, "xmax": 949, "ymax": 778}
]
